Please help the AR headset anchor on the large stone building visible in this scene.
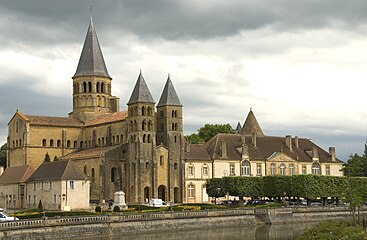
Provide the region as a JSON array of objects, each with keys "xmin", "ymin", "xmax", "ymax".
[
  {"xmin": 7, "ymin": 17, "xmax": 185, "ymax": 204},
  {"xmin": 6, "ymin": 17, "xmax": 344, "ymax": 207},
  {"xmin": 184, "ymin": 110, "xmax": 344, "ymax": 203}
]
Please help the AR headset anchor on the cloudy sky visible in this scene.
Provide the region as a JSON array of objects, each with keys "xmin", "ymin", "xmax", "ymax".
[{"xmin": 1, "ymin": 0, "xmax": 367, "ymax": 161}]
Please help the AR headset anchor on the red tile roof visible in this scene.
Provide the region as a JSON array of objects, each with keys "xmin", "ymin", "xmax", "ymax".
[
  {"xmin": 85, "ymin": 111, "xmax": 128, "ymax": 126},
  {"xmin": 26, "ymin": 115, "xmax": 84, "ymax": 127},
  {"xmin": 0, "ymin": 165, "xmax": 35, "ymax": 184}
]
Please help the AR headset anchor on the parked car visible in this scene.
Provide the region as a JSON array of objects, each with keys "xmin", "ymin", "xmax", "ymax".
[
  {"xmin": 245, "ymin": 199, "xmax": 264, "ymax": 206},
  {"xmin": 311, "ymin": 202, "xmax": 322, "ymax": 207},
  {"xmin": 0, "ymin": 212, "xmax": 18, "ymax": 222}
]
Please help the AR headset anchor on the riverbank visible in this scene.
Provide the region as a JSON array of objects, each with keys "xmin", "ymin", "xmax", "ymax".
[{"xmin": 0, "ymin": 206, "xmax": 362, "ymax": 240}]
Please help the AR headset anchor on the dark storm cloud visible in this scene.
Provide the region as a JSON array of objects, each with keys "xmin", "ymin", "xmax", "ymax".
[{"xmin": 2, "ymin": 0, "xmax": 367, "ymax": 47}]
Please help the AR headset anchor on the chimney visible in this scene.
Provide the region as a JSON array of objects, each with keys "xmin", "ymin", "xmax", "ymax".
[
  {"xmin": 285, "ymin": 135, "xmax": 292, "ymax": 151},
  {"xmin": 220, "ymin": 140, "xmax": 227, "ymax": 159},
  {"xmin": 312, "ymin": 147, "xmax": 319, "ymax": 161},
  {"xmin": 252, "ymin": 132, "xmax": 257, "ymax": 147},
  {"xmin": 329, "ymin": 147, "xmax": 336, "ymax": 162},
  {"xmin": 185, "ymin": 143, "xmax": 190, "ymax": 153},
  {"xmin": 294, "ymin": 136, "xmax": 299, "ymax": 148},
  {"xmin": 0, "ymin": 166, "xmax": 4, "ymax": 176}
]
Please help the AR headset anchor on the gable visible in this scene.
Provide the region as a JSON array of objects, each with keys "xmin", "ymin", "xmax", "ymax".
[{"xmin": 267, "ymin": 152, "xmax": 297, "ymax": 163}]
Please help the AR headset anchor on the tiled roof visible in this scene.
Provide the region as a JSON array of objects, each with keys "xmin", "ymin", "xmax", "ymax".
[
  {"xmin": 0, "ymin": 165, "xmax": 35, "ymax": 184},
  {"xmin": 85, "ymin": 111, "xmax": 128, "ymax": 126},
  {"xmin": 157, "ymin": 75, "xmax": 182, "ymax": 107},
  {"xmin": 127, "ymin": 71, "xmax": 155, "ymax": 105},
  {"xmin": 242, "ymin": 110, "xmax": 264, "ymax": 136},
  {"xmin": 73, "ymin": 16, "xmax": 110, "ymax": 78},
  {"xmin": 26, "ymin": 115, "xmax": 84, "ymax": 127},
  {"xmin": 187, "ymin": 133, "xmax": 343, "ymax": 164},
  {"xmin": 27, "ymin": 160, "xmax": 88, "ymax": 182},
  {"xmin": 60, "ymin": 146, "xmax": 118, "ymax": 160},
  {"xmin": 185, "ymin": 144, "xmax": 211, "ymax": 161}
]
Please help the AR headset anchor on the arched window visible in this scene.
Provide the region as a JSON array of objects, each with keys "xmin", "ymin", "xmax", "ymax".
[
  {"xmin": 172, "ymin": 123, "xmax": 175, "ymax": 131},
  {"xmin": 80, "ymin": 141, "xmax": 83, "ymax": 148},
  {"xmin": 160, "ymin": 155, "xmax": 164, "ymax": 166},
  {"xmin": 289, "ymin": 164, "xmax": 295, "ymax": 176},
  {"xmin": 172, "ymin": 110, "xmax": 175, "ymax": 117},
  {"xmin": 101, "ymin": 82, "xmax": 105, "ymax": 93},
  {"xmin": 112, "ymin": 136, "xmax": 115, "ymax": 144},
  {"xmin": 142, "ymin": 120, "xmax": 146, "ymax": 131},
  {"xmin": 121, "ymin": 134, "xmax": 123, "ymax": 143},
  {"xmin": 111, "ymin": 167, "xmax": 117, "ymax": 182},
  {"xmin": 50, "ymin": 139, "xmax": 54, "ymax": 147},
  {"xmin": 134, "ymin": 120, "xmax": 137, "ymax": 131},
  {"xmin": 19, "ymin": 139, "xmax": 22, "ymax": 146},
  {"xmin": 142, "ymin": 106, "xmax": 145, "ymax": 116},
  {"xmin": 98, "ymin": 138, "xmax": 101, "ymax": 145},
  {"xmin": 57, "ymin": 139, "xmax": 61, "ymax": 147},
  {"xmin": 175, "ymin": 110, "xmax": 178, "ymax": 117},
  {"xmin": 73, "ymin": 141, "xmax": 77, "ymax": 148},
  {"xmin": 143, "ymin": 134, "xmax": 146, "ymax": 143},
  {"xmin": 187, "ymin": 183, "xmax": 195, "ymax": 198},
  {"xmin": 280, "ymin": 164, "xmax": 286, "ymax": 176},
  {"xmin": 241, "ymin": 161, "xmax": 250, "ymax": 176},
  {"xmin": 84, "ymin": 165, "xmax": 87, "ymax": 175},
  {"xmin": 147, "ymin": 107, "xmax": 151, "ymax": 116},
  {"xmin": 83, "ymin": 82, "xmax": 87, "ymax": 93},
  {"xmin": 147, "ymin": 134, "xmax": 151, "ymax": 143},
  {"xmin": 270, "ymin": 163, "xmax": 276, "ymax": 175},
  {"xmin": 116, "ymin": 135, "xmax": 120, "ymax": 143},
  {"xmin": 96, "ymin": 82, "xmax": 100, "ymax": 93},
  {"xmin": 148, "ymin": 121, "xmax": 152, "ymax": 131},
  {"xmin": 91, "ymin": 168, "xmax": 95, "ymax": 182},
  {"xmin": 174, "ymin": 135, "xmax": 177, "ymax": 143},
  {"xmin": 67, "ymin": 140, "xmax": 71, "ymax": 148},
  {"xmin": 174, "ymin": 163, "xmax": 178, "ymax": 170},
  {"xmin": 102, "ymin": 137, "xmax": 105, "ymax": 145},
  {"xmin": 312, "ymin": 162, "xmax": 320, "ymax": 175},
  {"xmin": 16, "ymin": 140, "xmax": 18, "ymax": 147},
  {"xmin": 88, "ymin": 82, "xmax": 92, "ymax": 92},
  {"xmin": 145, "ymin": 162, "xmax": 150, "ymax": 170},
  {"xmin": 42, "ymin": 139, "xmax": 47, "ymax": 147}
]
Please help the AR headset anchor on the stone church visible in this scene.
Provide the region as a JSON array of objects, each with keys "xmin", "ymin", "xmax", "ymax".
[{"xmin": 7, "ymin": 17, "xmax": 185, "ymax": 204}]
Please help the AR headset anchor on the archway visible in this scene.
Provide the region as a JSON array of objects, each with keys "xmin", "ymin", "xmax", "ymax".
[
  {"xmin": 144, "ymin": 187, "xmax": 151, "ymax": 203},
  {"xmin": 158, "ymin": 185, "xmax": 167, "ymax": 201},
  {"xmin": 174, "ymin": 187, "xmax": 180, "ymax": 203}
]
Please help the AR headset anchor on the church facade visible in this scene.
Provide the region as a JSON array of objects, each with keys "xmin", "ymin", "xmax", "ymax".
[{"xmin": 7, "ymin": 17, "xmax": 185, "ymax": 204}]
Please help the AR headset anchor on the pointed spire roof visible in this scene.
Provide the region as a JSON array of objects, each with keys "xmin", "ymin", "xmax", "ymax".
[
  {"xmin": 127, "ymin": 71, "xmax": 155, "ymax": 105},
  {"xmin": 235, "ymin": 122, "xmax": 242, "ymax": 132},
  {"xmin": 73, "ymin": 16, "xmax": 110, "ymax": 78},
  {"xmin": 242, "ymin": 109, "xmax": 264, "ymax": 136},
  {"xmin": 157, "ymin": 74, "xmax": 182, "ymax": 107}
]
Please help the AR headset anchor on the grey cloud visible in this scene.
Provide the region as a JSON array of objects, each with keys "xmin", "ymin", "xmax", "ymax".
[{"xmin": 2, "ymin": 0, "xmax": 367, "ymax": 48}]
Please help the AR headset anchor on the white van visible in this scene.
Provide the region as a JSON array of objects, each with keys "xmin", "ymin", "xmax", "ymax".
[
  {"xmin": 149, "ymin": 198, "xmax": 169, "ymax": 207},
  {"xmin": 0, "ymin": 212, "xmax": 18, "ymax": 222}
]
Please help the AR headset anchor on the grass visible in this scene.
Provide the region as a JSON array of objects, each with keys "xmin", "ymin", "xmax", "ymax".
[{"xmin": 297, "ymin": 220, "xmax": 367, "ymax": 240}]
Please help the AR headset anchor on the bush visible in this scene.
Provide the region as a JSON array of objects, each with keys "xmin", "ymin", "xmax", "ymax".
[
  {"xmin": 95, "ymin": 206, "xmax": 102, "ymax": 213},
  {"xmin": 113, "ymin": 206, "xmax": 120, "ymax": 212},
  {"xmin": 297, "ymin": 220, "xmax": 367, "ymax": 240}
]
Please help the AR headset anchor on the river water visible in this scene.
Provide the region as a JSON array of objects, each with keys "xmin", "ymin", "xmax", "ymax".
[{"xmin": 79, "ymin": 223, "xmax": 316, "ymax": 240}]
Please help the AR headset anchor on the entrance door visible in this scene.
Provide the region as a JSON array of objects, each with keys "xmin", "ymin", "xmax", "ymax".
[{"xmin": 158, "ymin": 185, "xmax": 167, "ymax": 201}]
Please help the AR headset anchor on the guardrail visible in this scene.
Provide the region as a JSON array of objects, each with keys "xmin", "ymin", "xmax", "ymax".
[{"xmin": 0, "ymin": 208, "xmax": 254, "ymax": 231}]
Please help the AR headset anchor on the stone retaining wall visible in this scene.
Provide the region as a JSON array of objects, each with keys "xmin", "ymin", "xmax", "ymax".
[{"xmin": 0, "ymin": 207, "xmax": 363, "ymax": 240}]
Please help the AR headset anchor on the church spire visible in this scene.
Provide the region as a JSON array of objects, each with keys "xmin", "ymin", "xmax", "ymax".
[
  {"xmin": 127, "ymin": 71, "xmax": 155, "ymax": 105},
  {"xmin": 73, "ymin": 16, "xmax": 110, "ymax": 78},
  {"xmin": 157, "ymin": 74, "xmax": 182, "ymax": 107},
  {"xmin": 242, "ymin": 109, "xmax": 264, "ymax": 136}
]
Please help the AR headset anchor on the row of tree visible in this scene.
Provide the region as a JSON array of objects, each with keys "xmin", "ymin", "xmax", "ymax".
[{"xmin": 206, "ymin": 175, "xmax": 367, "ymax": 204}]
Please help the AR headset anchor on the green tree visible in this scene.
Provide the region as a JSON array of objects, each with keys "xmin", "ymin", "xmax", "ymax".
[
  {"xmin": 343, "ymin": 154, "xmax": 367, "ymax": 176},
  {"xmin": 187, "ymin": 124, "xmax": 235, "ymax": 143},
  {"xmin": 186, "ymin": 133, "xmax": 204, "ymax": 144},
  {"xmin": 364, "ymin": 139, "xmax": 367, "ymax": 157},
  {"xmin": 44, "ymin": 152, "xmax": 51, "ymax": 162},
  {"xmin": 0, "ymin": 143, "xmax": 7, "ymax": 167},
  {"xmin": 53, "ymin": 156, "xmax": 58, "ymax": 161}
]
